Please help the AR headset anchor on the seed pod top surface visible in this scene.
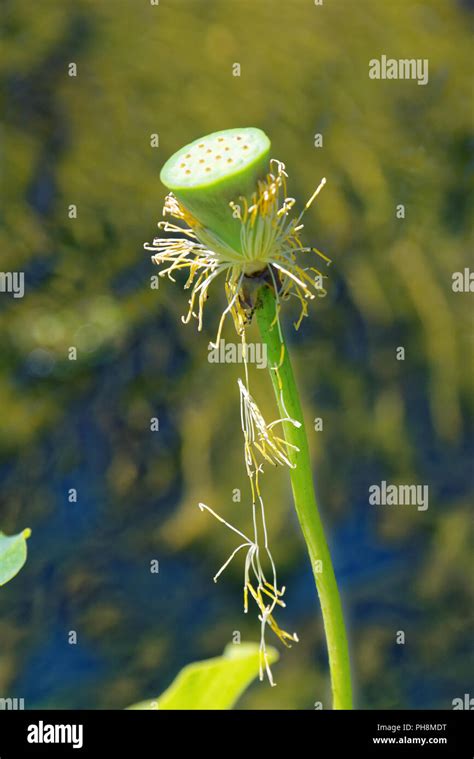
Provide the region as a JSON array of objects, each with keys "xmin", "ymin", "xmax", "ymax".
[{"xmin": 160, "ymin": 127, "xmax": 271, "ymax": 250}]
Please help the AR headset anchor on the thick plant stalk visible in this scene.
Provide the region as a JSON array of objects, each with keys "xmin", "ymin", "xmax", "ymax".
[{"xmin": 255, "ymin": 284, "xmax": 352, "ymax": 709}]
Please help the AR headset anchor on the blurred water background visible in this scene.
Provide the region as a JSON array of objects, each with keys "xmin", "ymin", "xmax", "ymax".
[{"xmin": 0, "ymin": 0, "xmax": 473, "ymax": 709}]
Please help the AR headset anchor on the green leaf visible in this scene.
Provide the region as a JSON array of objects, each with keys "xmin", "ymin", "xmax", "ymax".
[
  {"xmin": 0, "ymin": 528, "xmax": 31, "ymax": 586},
  {"xmin": 127, "ymin": 642, "xmax": 278, "ymax": 710}
]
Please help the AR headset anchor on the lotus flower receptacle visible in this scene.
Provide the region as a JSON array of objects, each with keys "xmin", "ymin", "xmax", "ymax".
[{"xmin": 160, "ymin": 127, "xmax": 271, "ymax": 252}]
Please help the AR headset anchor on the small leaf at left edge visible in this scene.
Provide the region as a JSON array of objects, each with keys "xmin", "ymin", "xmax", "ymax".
[{"xmin": 0, "ymin": 529, "xmax": 31, "ymax": 586}]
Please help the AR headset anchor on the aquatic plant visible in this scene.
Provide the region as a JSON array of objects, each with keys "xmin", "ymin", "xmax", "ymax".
[{"xmin": 147, "ymin": 127, "xmax": 352, "ymax": 708}]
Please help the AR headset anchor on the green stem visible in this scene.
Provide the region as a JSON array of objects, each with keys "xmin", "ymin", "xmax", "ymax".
[{"xmin": 255, "ymin": 284, "xmax": 352, "ymax": 709}]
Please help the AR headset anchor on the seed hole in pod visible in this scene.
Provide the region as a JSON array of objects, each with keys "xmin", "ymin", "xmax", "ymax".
[
  {"xmin": 185, "ymin": 153, "xmax": 191, "ymax": 158},
  {"xmin": 224, "ymin": 147, "xmax": 230, "ymax": 151},
  {"xmin": 215, "ymin": 155, "xmax": 222, "ymax": 160},
  {"xmin": 180, "ymin": 163, "xmax": 186, "ymax": 167},
  {"xmin": 185, "ymin": 170, "xmax": 191, "ymax": 174},
  {"xmin": 205, "ymin": 167, "xmax": 211, "ymax": 172},
  {"xmin": 227, "ymin": 158, "xmax": 233, "ymax": 163},
  {"xmin": 199, "ymin": 159, "xmax": 205, "ymax": 164},
  {"xmin": 243, "ymin": 145, "xmax": 249, "ymax": 150},
  {"xmin": 217, "ymin": 137, "xmax": 224, "ymax": 142},
  {"xmin": 206, "ymin": 148, "xmax": 212, "ymax": 153},
  {"xmin": 198, "ymin": 143, "xmax": 205, "ymax": 148},
  {"xmin": 236, "ymin": 136, "xmax": 242, "ymax": 140}
]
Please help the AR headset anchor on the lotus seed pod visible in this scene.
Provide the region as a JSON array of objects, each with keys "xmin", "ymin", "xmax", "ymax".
[{"xmin": 160, "ymin": 127, "xmax": 271, "ymax": 251}]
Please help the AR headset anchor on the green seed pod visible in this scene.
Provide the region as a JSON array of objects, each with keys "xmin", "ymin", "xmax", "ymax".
[{"xmin": 160, "ymin": 127, "xmax": 271, "ymax": 252}]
